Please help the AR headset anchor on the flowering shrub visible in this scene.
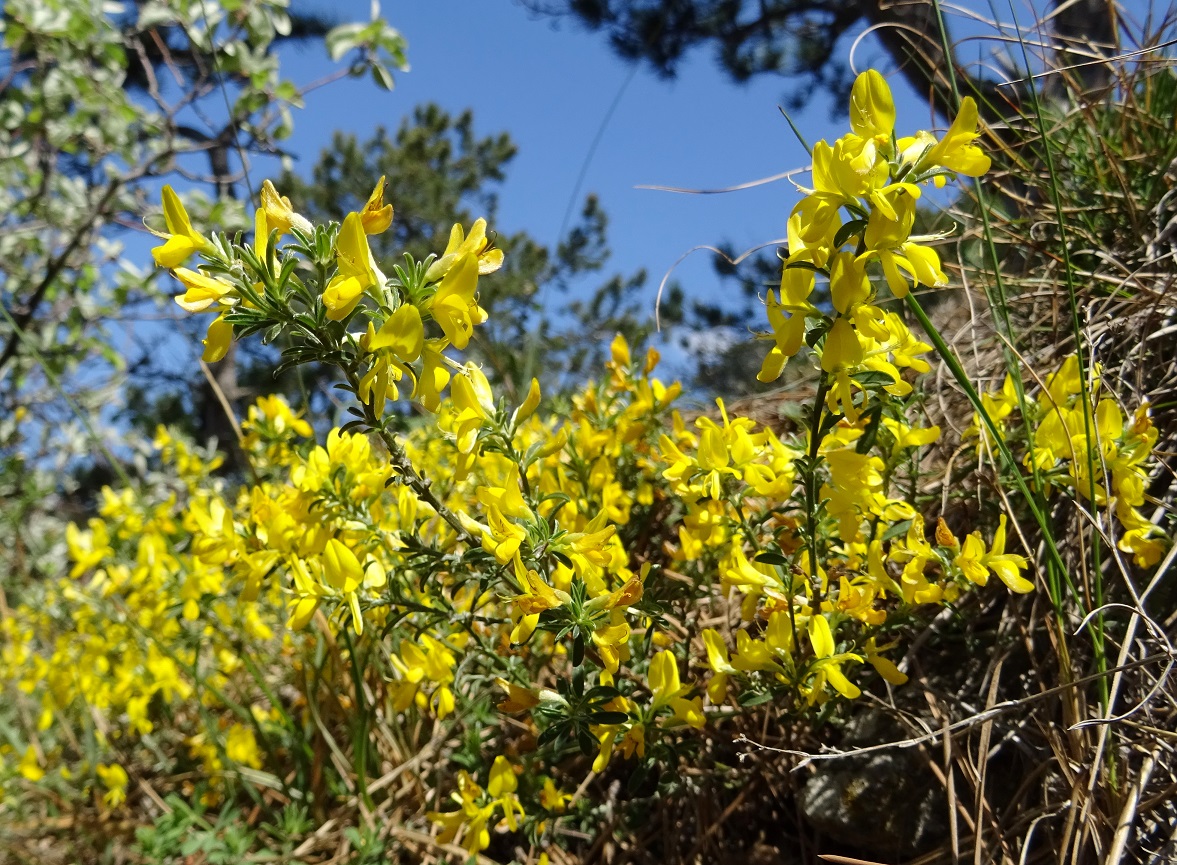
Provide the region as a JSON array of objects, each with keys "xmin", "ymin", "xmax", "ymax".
[{"xmin": 1, "ymin": 70, "xmax": 1167, "ymax": 861}]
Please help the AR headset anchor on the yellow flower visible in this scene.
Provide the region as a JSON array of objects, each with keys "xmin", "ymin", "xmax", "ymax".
[
  {"xmin": 849, "ymin": 69, "xmax": 895, "ymax": 141},
  {"xmin": 918, "ymin": 97, "xmax": 990, "ymax": 177},
  {"xmin": 323, "ymin": 211, "xmax": 384, "ymax": 320},
  {"xmin": 322, "ymin": 538, "xmax": 366, "ymax": 634},
  {"xmin": 701, "ymin": 628, "xmax": 735, "ymax": 704},
  {"xmin": 245, "ymin": 393, "xmax": 313, "ymax": 440},
  {"xmin": 286, "ymin": 558, "xmax": 327, "ymax": 631},
  {"xmin": 820, "ymin": 318, "xmax": 864, "ymax": 421},
  {"xmin": 359, "ymin": 175, "xmax": 394, "ymax": 234},
  {"xmin": 730, "ymin": 629, "xmax": 784, "ymax": 674},
  {"xmin": 986, "ymin": 515, "xmax": 1033, "ymax": 593},
  {"xmin": 487, "ymin": 756, "xmax": 525, "ymax": 831},
  {"xmin": 391, "ymin": 634, "xmax": 457, "ymax": 719},
  {"xmin": 201, "ymin": 314, "xmax": 233, "ymax": 363},
  {"xmin": 368, "ymin": 303, "xmax": 424, "ymax": 363},
  {"xmin": 150, "ymin": 186, "xmax": 209, "ymax": 268},
  {"xmin": 224, "ymin": 724, "xmax": 262, "ymax": 768},
  {"xmin": 648, "ymin": 650, "xmax": 682, "ymax": 710},
  {"xmin": 429, "ymin": 252, "xmax": 487, "ymax": 350},
  {"xmin": 18, "ymin": 746, "xmax": 44, "ymax": 781},
  {"xmin": 494, "ymin": 677, "xmax": 540, "ymax": 713},
  {"xmin": 96, "ymin": 763, "xmax": 129, "ymax": 808},
  {"xmin": 425, "ymin": 218, "xmax": 504, "ymax": 282},
  {"xmin": 647, "ymin": 649, "xmax": 704, "ymax": 727},
  {"xmin": 511, "ymin": 377, "xmax": 542, "ymax": 426},
  {"xmin": 540, "ymin": 778, "xmax": 573, "ymax": 813},
  {"xmin": 821, "ymin": 317, "xmax": 863, "ymax": 373},
  {"xmin": 953, "ymin": 515, "xmax": 1032, "ymax": 593},
  {"xmin": 860, "ymin": 188, "xmax": 947, "ymax": 297},
  {"xmin": 807, "ymin": 614, "xmax": 863, "ymax": 701},
  {"xmin": 508, "ymin": 554, "xmax": 568, "ymax": 642},
  {"xmin": 881, "ymin": 417, "xmax": 940, "ymax": 456},
  {"xmin": 172, "ymin": 268, "xmax": 236, "ymax": 313},
  {"xmin": 450, "ymin": 363, "xmax": 494, "ymax": 453},
  {"xmin": 864, "ymin": 638, "xmax": 908, "ymax": 685},
  {"xmin": 610, "ymin": 331, "xmax": 632, "ymax": 367},
  {"xmin": 259, "ymin": 179, "xmax": 313, "ymax": 235},
  {"xmin": 428, "ymin": 771, "xmax": 495, "ymax": 854},
  {"xmin": 428, "ymin": 759, "xmax": 524, "ymax": 853},
  {"xmin": 413, "ymin": 340, "xmax": 452, "ymax": 413},
  {"xmin": 357, "ymin": 353, "xmax": 406, "ymax": 417}
]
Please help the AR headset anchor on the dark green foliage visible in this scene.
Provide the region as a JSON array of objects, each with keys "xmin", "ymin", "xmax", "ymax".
[{"xmin": 527, "ymin": 0, "xmax": 1119, "ymax": 119}]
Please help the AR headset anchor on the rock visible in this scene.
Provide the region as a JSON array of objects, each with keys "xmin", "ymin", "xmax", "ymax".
[{"xmin": 798, "ymin": 711, "xmax": 947, "ymax": 856}]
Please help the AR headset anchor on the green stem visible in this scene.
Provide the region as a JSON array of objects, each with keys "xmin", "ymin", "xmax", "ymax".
[
  {"xmin": 803, "ymin": 371, "xmax": 831, "ymax": 607},
  {"xmin": 903, "ymin": 294, "xmax": 1097, "ymax": 618},
  {"xmin": 1001, "ymin": 0, "xmax": 1108, "ymax": 716}
]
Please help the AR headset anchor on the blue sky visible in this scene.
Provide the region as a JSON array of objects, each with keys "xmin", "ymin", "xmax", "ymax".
[
  {"xmin": 272, "ymin": 1, "xmax": 888, "ymax": 356},
  {"xmin": 156, "ymin": 0, "xmax": 1165, "ymax": 388}
]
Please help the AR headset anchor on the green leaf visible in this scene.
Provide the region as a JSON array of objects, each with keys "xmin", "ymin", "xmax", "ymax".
[
  {"xmin": 576, "ymin": 728, "xmax": 596, "ymax": 757},
  {"xmin": 370, "ymin": 62, "xmax": 395, "ymax": 91},
  {"xmin": 833, "ymin": 218, "xmax": 868, "ymax": 249},
  {"xmin": 738, "ymin": 690, "xmax": 775, "ymax": 707},
  {"xmin": 851, "ymin": 370, "xmax": 897, "ymax": 388},
  {"xmin": 856, "ymin": 404, "xmax": 883, "ymax": 454},
  {"xmin": 588, "ymin": 711, "xmax": 630, "ymax": 725},
  {"xmin": 754, "ymin": 551, "xmax": 789, "ymax": 566},
  {"xmin": 882, "ymin": 519, "xmax": 913, "ymax": 542},
  {"xmin": 325, "ymin": 23, "xmax": 363, "ymax": 61},
  {"xmin": 585, "ymin": 685, "xmax": 621, "ymax": 701}
]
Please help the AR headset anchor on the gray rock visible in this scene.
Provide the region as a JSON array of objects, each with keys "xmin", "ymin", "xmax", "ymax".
[{"xmin": 798, "ymin": 714, "xmax": 948, "ymax": 856}]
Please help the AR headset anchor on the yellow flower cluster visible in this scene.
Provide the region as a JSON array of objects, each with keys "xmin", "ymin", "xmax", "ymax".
[
  {"xmin": 968, "ymin": 354, "xmax": 1168, "ymax": 567},
  {"xmin": 4, "ymin": 70, "xmax": 1166, "ymax": 859},
  {"xmin": 156, "ymin": 175, "xmax": 501, "ymax": 397},
  {"xmin": 0, "ymin": 424, "xmax": 284, "ymax": 806},
  {"xmin": 757, "ymin": 69, "xmax": 988, "ymax": 424}
]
